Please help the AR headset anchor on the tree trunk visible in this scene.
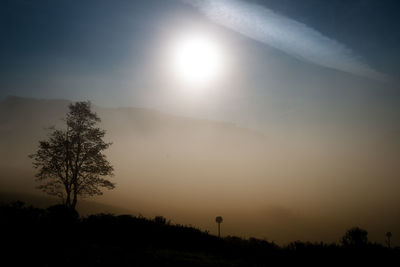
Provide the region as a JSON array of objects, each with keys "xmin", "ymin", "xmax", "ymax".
[
  {"xmin": 72, "ymin": 190, "xmax": 78, "ymax": 209},
  {"xmin": 65, "ymin": 189, "xmax": 72, "ymax": 208}
]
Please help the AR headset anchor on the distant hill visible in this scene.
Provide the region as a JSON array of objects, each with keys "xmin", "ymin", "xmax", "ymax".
[{"xmin": 0, "ymin": 95, "xmax": 272, "ymax": 236}]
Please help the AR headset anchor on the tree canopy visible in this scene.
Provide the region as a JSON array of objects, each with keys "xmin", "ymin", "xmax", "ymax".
[{"xmin": 30, "ymin": 101, "xmax": 114, "ymax": 209}]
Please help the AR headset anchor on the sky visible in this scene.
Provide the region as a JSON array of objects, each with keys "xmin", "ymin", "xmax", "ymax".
[
  {"xmin": 1, "ymin": 0, "xmax": 400, "ymax": 244},
  {"xmin": 1, "ymin": 0, "xmax": 400, "ymax": 125}
]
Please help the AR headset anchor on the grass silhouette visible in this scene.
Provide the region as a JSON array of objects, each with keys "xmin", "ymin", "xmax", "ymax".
[{"xmin": 1, "ymin": 201, "xmax": 398, "ymax": 266}]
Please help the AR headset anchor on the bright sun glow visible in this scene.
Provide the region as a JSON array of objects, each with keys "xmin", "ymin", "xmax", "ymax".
[{"xmin": 170, "ymin": 33, "xmax": 224, "ymax": 87}]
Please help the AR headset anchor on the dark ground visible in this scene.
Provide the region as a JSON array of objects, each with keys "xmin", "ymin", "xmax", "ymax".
[{"xmin": 1, "ymin": 201, "xmax": 398, "ymax": 266}]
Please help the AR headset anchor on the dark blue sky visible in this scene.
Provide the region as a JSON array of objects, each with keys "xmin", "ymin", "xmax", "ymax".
[
  {"xmin": 2, "ymin": 0, "xmax": 399, "ymax": 73},
  {"xmin": 261, "ymin": 0, "xmax": 400, "ymax": 73},
  {"xmin": 1, "ymin": 0, "xmax": 399, "ymax": 128}
]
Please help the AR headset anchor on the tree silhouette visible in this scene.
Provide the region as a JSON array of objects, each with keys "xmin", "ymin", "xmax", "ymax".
[
  {"xmin": 341, "ymin": 227, "xmax": 368, "ymax": 247},
  {"xmin": 30, "ymin": 101, "xmax": 114, "ymax": 209}
]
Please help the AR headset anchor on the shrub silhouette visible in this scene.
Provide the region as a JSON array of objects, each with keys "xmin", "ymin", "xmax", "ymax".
[
  {"xmin": 342, "ymin": 227, "xmax": 369, "ymax": 247},
  {"xmin": 154, "ymin": 215, "xmax": 167, "ymax": 224},
  {"xmin": 47, "ymin": 204, "xmax": 79, "ymax": 224}
]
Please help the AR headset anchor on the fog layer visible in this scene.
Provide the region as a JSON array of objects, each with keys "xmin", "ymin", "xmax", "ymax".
[{"xmin": 1, "ymin": 96, "xmax": 399, "ymax": 245}]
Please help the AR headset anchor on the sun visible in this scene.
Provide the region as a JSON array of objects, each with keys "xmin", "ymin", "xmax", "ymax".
[{"xmin": 170, "ymin": 33, "xmax": 224, "ymax": 87}]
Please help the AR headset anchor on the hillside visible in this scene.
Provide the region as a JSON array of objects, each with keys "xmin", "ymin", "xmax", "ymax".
[{"xmin": 1, "ymin": 202, "xmax": 398, "ymax": 266}]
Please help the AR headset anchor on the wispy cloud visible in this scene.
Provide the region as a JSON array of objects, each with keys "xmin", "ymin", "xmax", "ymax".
[{"xmin": 183, "ymin": 0, "xmax": 386, "ymax": 81}]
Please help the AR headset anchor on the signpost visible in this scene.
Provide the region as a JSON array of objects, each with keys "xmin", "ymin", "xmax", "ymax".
[{"xmin": 216, "ymin": 216, "xmax": 223, "ymax": 238}]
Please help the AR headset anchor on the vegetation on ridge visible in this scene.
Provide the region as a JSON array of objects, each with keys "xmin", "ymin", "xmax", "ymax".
[{"xmin": 1, "ymin": 201, "xmax": 398, "ymax": 266}]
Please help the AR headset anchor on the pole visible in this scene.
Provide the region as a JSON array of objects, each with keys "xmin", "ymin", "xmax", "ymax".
[{"xmin": 215, "ymin": 216, "xmax": 223, "ymax": 238}]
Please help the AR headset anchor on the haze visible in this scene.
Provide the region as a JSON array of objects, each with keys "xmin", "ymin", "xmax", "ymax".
[{"xmin": 1, "ymin": 0, "xmax": 400, "ymax": 245}]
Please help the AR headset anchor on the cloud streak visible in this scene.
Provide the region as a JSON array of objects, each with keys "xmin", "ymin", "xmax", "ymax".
[{"xmin": 183, "ymin": 0, "xmax": 386, "ymax": 81}]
